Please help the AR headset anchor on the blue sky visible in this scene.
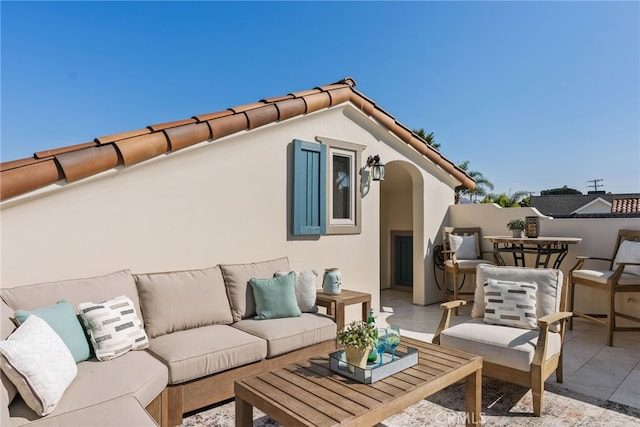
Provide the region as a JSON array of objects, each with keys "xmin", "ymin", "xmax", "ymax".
[{"xmin": 2, "ymin": 1, "xmax": 639, "ymax": 195}]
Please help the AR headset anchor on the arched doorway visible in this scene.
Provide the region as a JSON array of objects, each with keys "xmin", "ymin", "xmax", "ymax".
[{"xmin": 379, "ymin": 161, "xmax": 426, "ymax": 305}]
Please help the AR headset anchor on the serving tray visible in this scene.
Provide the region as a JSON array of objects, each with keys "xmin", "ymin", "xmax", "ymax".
[{"xmin": 329, "ymin": 347, "xmax": 418, "ymax": 383}]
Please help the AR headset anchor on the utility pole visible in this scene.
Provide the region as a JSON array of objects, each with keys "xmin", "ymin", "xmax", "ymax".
[{"xmin": 587, "ymin": 179, "xmax": 604, "ymax": 192}]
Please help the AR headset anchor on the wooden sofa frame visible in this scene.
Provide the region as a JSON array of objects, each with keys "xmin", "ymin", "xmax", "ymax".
[{"xmin": 146, "ymin": 340, "xmax": 336, "ymax": 427}]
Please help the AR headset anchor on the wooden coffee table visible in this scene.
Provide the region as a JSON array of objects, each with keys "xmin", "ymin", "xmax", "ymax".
[{"xmin": 235, "ymin": 336, "xmax": 482, "ymax": 426}]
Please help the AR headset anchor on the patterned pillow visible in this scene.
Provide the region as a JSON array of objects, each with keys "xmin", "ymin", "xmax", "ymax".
[
  {"xmin": 0, "ymin": 315, "xmax": 77, "ymax": 416},
  {"xmin": 275, "ymin": 270, "xmax": 319, "ymax": 313},
  {"xmin": 78, "ymin": 295, "xmax": 149, "ymax": 361},
  {"xmin": 483, "ymin": 279, "xmax": 538, "ymax": 329}
]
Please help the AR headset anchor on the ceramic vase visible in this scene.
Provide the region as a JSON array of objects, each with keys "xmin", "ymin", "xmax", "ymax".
[
  {"xmin": 322, "ymin": 268, "xmax": 342, "ymax": 294},
  {"xmin": 344, "ymin": 345, "xmax": 370, "ymax": 373}
]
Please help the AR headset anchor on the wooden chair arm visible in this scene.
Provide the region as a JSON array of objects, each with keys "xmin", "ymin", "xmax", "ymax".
[
  {"xmin": 432, "ymin": 300, "xmax": 467, "ymax": 345},
  {"xmin": 532, "ymin": 312, "xmax": 572, "ymax": 367},
  {"xmin": 570, "ymin": 255, "xmax": 612, "ymax": 272}
]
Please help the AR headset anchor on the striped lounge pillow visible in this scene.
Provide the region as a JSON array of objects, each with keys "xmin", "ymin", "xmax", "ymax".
[
  {"xmin": 78, "ymin": 295, "xmax": 149, "ymax": 361},
  {"xmin": 483, "ymin": 279, "xmax": 538, "ymax": 329}
]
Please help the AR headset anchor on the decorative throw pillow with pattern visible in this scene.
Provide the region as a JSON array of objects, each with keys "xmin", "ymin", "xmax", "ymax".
[{"xmin": 483, "ymin": 279, "xmax": 538, "ymax": 329}]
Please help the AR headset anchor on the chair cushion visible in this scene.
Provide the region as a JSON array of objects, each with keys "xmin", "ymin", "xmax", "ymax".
[
  {"xmin": 135, "ymin": 266, "xmax": 233, "ymax": 338},
  {"xmin": 445, "ymin": 259, "xmax": 492, "ymax": 271},
  {"xmin": 572, "ymin": 269, "xmax": 640, "ymax": 285},
  {"xmin": 8, "ymin": 350, "xmax": 167, "ymax": 423},
  {"xmin": 449, "ymin": 234, "xmax": 477, "ymax": 260},
  {"xmin": 232, "ymin": 313, "xmax": 336, "ymax": 358},
  {"xmin": 23, "ymin": 396, "xmax": 158, "ymax": 427},
  {"xmin": 250, "ymin": 272, "xmax": 301, "ymax": 320},
  {"xmin": 613, "ymin": 240, "xmax": 640, "ymax": 276},
  {"xmin": 472, "ymin": 265, "xmax": 563, "ymax": 326},
  {"xmin": 483, "ymin": 279, "xmax": 538, "ymax": 329},
  {"xmin": 220, "ymin": 257, "xmax": 291, "ymax": 322},
  {"xmin": 440, "ymin": 319, "xmax": 562, "ymax": 372},
  {"xmin": 147, "ymin": 324, "xmax": 267, "ymax": 384}
]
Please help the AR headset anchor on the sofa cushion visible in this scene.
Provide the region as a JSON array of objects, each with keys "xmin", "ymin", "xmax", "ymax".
[
  {"xmin": 78, "ymin": 295, "xmax": 149, "ymax": 361},
  {"xmin": 0, "ymin": 270, "xmax": 143, "ymax": 323},
  {"xmin": 440, "ymin": 319, "xmax": 562, "ymax": 372},
  {"xmin": 7, "ymin": 350, "xmax": 167, "ymax": 424},
  {"xmin": 0, "ymin": 315, "xmax": 77, "ymax": 416},
  {"xmin": 232, "ymin": 313, "xmax": 337, "ymax": 358},
  {"xmin": 250, "ymin": 272, "xmax": 301, "ymax": 320},
  {"xmin": 135, "ymin": 266, "xmax": 233, "ymax": 338},
  {"xmin": 220, "ymin": 257, "xmax": 290, "ymax": 322},
  {"xmin": 472, "ymin": 265, "xmax": 563, "ymax": 331},
  {"xmin": 483, "ymin": 279, "xmax": 538, "ymax": 330},
  {"xmin": 15, "ymin": 300, "xmax": 90, "ymax": 363},
  {"xmin": 275, "ymin": 270, "xmax": 319, "ymax": 313},
  {"xmin": 24, "ymin": 396, "xmax": 159, "ymax": 427},
  {"xmin": 147, "ymin": 324, "xmax": 267, "ymax": 384}
]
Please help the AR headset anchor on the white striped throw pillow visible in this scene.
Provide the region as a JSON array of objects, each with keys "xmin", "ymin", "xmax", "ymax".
[{"xmin": 483, "ymin": 279, "xmax": 538, "ymax": 329}]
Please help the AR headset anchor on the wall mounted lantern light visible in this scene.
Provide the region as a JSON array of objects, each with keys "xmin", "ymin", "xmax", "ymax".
[{"xmin": 366, "ymin": 155, "xmax": 385, "ymax": 181}]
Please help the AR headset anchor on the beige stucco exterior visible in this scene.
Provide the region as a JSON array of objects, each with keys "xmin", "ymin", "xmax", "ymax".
[{"xmin": 0, "ymin": 102, "xmax": 462, "ymax": 322}]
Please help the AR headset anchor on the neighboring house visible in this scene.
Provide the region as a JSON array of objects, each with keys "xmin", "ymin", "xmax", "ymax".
[
  {"xmin": 530, "ymin": 193, "xmax": 640, "ymax": 218},
  {"xmin": 0, "ymin": 78, "xmax": 475, "ymax": 307}
]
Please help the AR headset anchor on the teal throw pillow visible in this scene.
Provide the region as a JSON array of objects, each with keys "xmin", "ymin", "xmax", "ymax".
[
  {"xmin": 249, "ymin": 272, "xmax": 302, "ymax": 320},
  {"xmin": 15, "ymin": 300, "xmax": 90, "ymax": 363}
]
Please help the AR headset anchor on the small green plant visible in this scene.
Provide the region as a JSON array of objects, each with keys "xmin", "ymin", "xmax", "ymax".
[
  {"xmin": 336, "ymin": 320, "xmax": 377, "ymax": 349},
  {"xmin": 507, "ymin": 219, "xmax": 526, "ymax": 231}
]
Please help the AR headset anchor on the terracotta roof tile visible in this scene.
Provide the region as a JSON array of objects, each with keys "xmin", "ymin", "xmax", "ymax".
[
  {"xmin": 0, "ymin": 159, "xmax": 62, "ymax": 199},
  {"xmin": 246, "ymin": 104, "xmax": 279, "ymax": 130},
  {"xmin": 147, "ymin": 118, "xmax": 197, "ymax": 132},
  {"xmin": 612, "ymin": 197, "xmax": 640, "ymax": 214},
  {"xmin": 114, "ymin": 132, "xmax": 169, "ymax": 166},
  {"xmin": 0, "ymin": 77, "xmax": 475, "ymax": 201},
  {"xmin": 208, "ymin": 113, "xmax": 249, "ymax": 140},
  {"xmin": 34, "ymin": 142, "xmax": 98, "ymax": 159},
  {"xmin": 95, "ymin": 128, "xmax": 150, "ymax": 145},
  {"xmin": 56, "ymin": 144, "xmax": 121, "ymax": 182},
  {"xmin": 164, "ymin": 122, "xmax": 211, "ymax": 151}
]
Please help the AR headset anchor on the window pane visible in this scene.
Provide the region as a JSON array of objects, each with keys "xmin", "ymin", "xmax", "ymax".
[{"xmin": 332, "ymin": 154, "xmax": 351, "ymax": 219}]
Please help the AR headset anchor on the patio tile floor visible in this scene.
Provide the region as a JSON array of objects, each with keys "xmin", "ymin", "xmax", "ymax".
[{"xmin": 377, "ymin": 289, "xmax": 640, "ymax": 410}]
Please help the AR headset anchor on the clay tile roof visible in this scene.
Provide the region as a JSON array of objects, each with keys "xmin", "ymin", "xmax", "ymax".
[
  {"xmin": 612, "ymin": 197, "xmax": 640, "ymax": 214},
  {"xmin": 0, "ymin": 77, "xmax": 475, "ymax": 201}
]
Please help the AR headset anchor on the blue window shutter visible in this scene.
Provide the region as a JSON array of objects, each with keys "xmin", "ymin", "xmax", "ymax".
[{"xmin": 293, "ymin": 139, "xmax": 326, "ymax": 235}]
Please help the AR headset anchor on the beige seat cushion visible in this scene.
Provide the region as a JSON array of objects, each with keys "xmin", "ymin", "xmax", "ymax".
[
  {"xmin": 7, "ymin": 350, "xmax": 167, "ymax": 423},
  {"xmin": 444, "ymin": 259, "xmax": 492, "ymax": 270},
  {"xmin": 572, "ymin": 269, "xmax": 640, "ymax": 285},
  {"xmin": 147, "ymin": 324, "xmax": 267, "ymax": 384},
  {"xmin": 440, "ymin": 319, "xmax": 562, "ymax": 372},
  {"xmin": 16, "ymin": 396, "xmax": 158, "ymax": 427},
  {"xmin": 232, "ymin": 313, "xmax": 336, "ymax": 358},
  {"xmin": 135, "ymin": 266, "xmax": 233, "ymax": 338},
  {"xmin": 0, "ymin": 270, "xmax": 143, "ymax": 322},
  {"xmin": 220, "ymin": 257, "xmax": 290, "ymax": 322}
]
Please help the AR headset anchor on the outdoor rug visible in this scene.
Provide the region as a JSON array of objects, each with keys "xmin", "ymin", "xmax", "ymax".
[{"xmin": 182, "ymin": 377, "xmax": 640, "ymax": 426}]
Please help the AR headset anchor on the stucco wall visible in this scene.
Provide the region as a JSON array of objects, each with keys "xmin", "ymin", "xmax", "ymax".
[{"xmin": 0, "ymin": 104, "xmax": 460, "ymax": 323}]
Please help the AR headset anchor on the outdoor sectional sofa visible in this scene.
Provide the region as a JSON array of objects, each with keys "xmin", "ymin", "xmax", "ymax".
[{"xmin": 1, "ymin": 257, "xmax": 337, "ymax": 427}]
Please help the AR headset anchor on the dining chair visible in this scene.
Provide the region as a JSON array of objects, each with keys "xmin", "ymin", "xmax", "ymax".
[
  {"xmin": 442, "ymin": 227, "xmax": 496, "ymax": 314},
  {"xmin": 433, "ymin": 264, "xmax": 572, "ymax": 416},
  {"xmin": 569, "ymin": 229, "xmax": 640, "ymax": 346}
]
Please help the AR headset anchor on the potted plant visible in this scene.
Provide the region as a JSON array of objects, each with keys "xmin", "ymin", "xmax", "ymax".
[
  {"xmin": 507, "ymin": 219, "xmax": 526, "ymax": 238},
  {"xmin": 336, "ymin": 320, "xmax": 377, "ymax": 371}
]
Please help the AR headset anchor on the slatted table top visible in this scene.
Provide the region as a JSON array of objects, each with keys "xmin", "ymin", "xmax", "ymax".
[{"xmin": 234, "ymin": 336, "xmax": 483, "ymax": 427}]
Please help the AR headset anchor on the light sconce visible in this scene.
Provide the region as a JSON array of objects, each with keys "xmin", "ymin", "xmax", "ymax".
[{"xmin": 366, "ymin": 155, "xmax": 385, "ymax": 181}]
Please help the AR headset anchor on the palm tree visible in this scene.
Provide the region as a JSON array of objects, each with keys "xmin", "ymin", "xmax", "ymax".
[
  {"xmin": 455, "ymin": 161, "xmax": 494, "ymax": 204},
  {"xmin": 481, "ymin": 191, "xmax": 529, "ymax": 207},
  {"xmin": 413, "ymin": 128, "xmax": 440, "ymax": 151}
]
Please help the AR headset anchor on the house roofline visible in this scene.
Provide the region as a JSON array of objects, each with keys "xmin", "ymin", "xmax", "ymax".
[{"xmin": 0, "ymin": 77, "xmax": 475, "ymax": 201}]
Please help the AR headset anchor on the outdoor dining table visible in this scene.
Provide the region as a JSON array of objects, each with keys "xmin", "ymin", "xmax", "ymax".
[{"xmin": 484, "ymin": 236, "xmax": 582, "ymax": 269}]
